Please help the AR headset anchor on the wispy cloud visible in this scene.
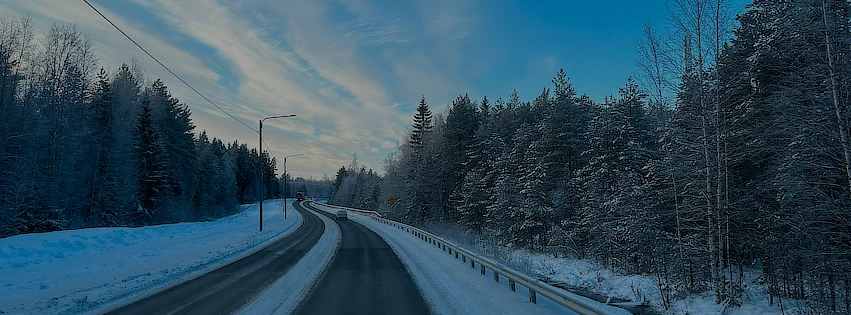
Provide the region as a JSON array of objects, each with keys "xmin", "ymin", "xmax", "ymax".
[
  {"xmin": 130, "ymin": 0, "xmax": 412, "ymax": 172},
  {"xmin": 340, "ymin": 17, "xmax": 409, "ymax": 46},
  {"xmin": 0, "ymin": 0, "xmax": 492, "ymax": 178}
]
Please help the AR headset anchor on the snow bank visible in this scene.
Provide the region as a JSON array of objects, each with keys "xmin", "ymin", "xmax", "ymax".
[
  {"xmin": 534, "ymin": 257, "xmax": 660, "ymax": 304},
  {"xmin": 0, "ymin": 199, "xmax": 302, "ymax": 315},
  {"xmin": 532, "ymin": 252, "xmax": 805, "ymax": 314}
]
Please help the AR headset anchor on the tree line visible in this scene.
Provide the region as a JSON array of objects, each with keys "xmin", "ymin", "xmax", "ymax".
[
  {"xmin": 330, "ymin": 1, "xmax": 851, "ymax": 312},
  {"xmin": 0, "ymin": 17, "xmax": 282, "ymax": 237}
]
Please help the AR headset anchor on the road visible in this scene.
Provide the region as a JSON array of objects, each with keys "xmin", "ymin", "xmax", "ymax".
[
  {"xmin": 107, "ymin": 202, "xmax": 324, "ymax": 315},
  {"xmin": 294, "ymin": 203, "xmax": 431, "ymax": 315}
]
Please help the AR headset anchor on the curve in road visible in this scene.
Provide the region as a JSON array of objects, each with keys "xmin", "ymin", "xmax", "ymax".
[
  {"xmin": 107, "ymin": 202, "xmax": 324, "ymax": 315},
  {"xmin": 295, "ymin": 203, "xmax": 431, "ymax": 315}
]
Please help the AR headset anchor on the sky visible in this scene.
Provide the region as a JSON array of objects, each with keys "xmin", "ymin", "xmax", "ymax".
[{"xmin": 0, "ymin": 0, "xmax": 749, "ymax": 179}]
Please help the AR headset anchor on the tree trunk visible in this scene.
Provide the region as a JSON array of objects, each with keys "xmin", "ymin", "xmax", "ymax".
[
  {"xmin": 829, "ymin": 270, "xmax": 836, "ymax": 312},
  {"xmin": 822, "ymin": 0, "xmax": 851, "ymax": 196}
]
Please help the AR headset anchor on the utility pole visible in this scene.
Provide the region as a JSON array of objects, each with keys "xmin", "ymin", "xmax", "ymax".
[{"xmin": 258, "ymin": 114, "xmax": 295, "ymax": 232}]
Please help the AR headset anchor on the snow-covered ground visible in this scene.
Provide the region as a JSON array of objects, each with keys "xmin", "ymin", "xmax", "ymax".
[
  {"xmin": 310, "ymin": 203, "xmax": 629, "ymax": 315},
  {"xmin": 531, "ymin": 254, "xmax": 805, "ymax": 314},
  {"xmin": 237, "ymin": 205, "xmax": 341, "ymax": 314},
  {"xmin": 0, "ymin": 199, "xmax": 302, "ymax": 315}
]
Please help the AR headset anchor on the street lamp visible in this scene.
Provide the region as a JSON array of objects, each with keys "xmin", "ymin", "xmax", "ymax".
[
  {"xmin": 282, "ymin": 154, "xmax": 303, "ymax": 220},
  {"xmin": 259, "ymin": 114, "xmax": 296, "ymax": 232}
]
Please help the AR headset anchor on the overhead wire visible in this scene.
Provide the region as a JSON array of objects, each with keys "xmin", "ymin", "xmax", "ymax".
[
  {"xmin": 82, "ymin": 0, "xmax": 341, "ymax": 176},
  {"xmin": 80, "ymin": 0, "xmax": 258, "ymax": 133}
]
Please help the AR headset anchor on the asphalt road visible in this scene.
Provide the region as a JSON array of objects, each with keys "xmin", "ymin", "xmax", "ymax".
[
  {"xmin": 294, "ymin": 203, "xmax": 431, "ymax": 315},
  {"xmin": 107, "ymin": 201, "xmax": 324, "ymax": 315}
]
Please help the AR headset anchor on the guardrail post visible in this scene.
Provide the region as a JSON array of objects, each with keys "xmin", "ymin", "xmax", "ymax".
[
  {"xmin": 462, "ymin": 255, "xmax": 466, "ymax": 263},
  {"xmin": 509, "ymin": 279, "xmax": 516, "ymax": 292},
  {"xmin": 493, "ymin": 271, "xmax": 499, "ymax": 282},
  {"xmin": 480, "ymin": 265, "xmax": 486, "ymax": 275},
  {"xmin": 455, "ymin": 251, "xmax": 459, "ymax": 259},
  {"xmin": 529, "ymin": 290, "xmax": 537, "ymax": 304},
  {"xmin": 470, "ymin": 259, "xmax": 475, "ymax": 268}
]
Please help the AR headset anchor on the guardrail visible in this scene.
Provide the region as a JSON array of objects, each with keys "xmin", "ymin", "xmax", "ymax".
[{"xmin": 308, "ymin": 201, "xmax": 621, "ymax": 315}]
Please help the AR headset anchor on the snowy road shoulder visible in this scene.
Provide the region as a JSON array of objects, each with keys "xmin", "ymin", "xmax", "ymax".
[
  {"xmin": 0, "ymin": 199, "xmax": 302, "ymax": 315},
  {"xmin": 237, "ymin": 204, "xmax": 341, "ymax": 315}
]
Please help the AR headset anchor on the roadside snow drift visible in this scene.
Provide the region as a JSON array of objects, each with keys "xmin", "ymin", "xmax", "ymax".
[{"xmin": 0, "ymin": 199, "xmax": 302, "ymax": 315}]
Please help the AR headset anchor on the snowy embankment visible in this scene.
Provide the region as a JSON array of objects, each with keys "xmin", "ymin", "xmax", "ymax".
[
  {"xmin": 310, "ymin": 203, "xmax": 627, "ymax": 315},
  {"xmin": 237, "ymin": 205, "xmax": 341, "ymax": 314},
  {"xmin": 531, "ymin": 251, "xmax": 804, "ymax": 314},
  {"xmin": 0, "ymin": 199, "xmax": 302, "ymax": 315}
]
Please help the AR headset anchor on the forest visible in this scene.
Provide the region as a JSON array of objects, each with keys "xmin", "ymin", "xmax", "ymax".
[
  {"xmin": 0, "ymin": 16, "xmax": 337, "ymax": 237},
  {"xmin": 330, "ymin": 0, "xmax": 851, "ymax": 312}
]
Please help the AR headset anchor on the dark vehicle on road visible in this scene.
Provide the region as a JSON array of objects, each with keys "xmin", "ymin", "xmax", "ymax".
[{"xmin": 296, "ymin": 192, "xmax": 305, "ymax": 201}]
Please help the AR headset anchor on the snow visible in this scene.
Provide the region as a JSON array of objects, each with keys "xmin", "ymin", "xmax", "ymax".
[
  {"xmin": 310, "ymin": 203, "xmax": 629, "ymax": 315},
  {"xmin": 534, "ymin": 257, "xmax": 660, "ymax": 304},
  {"xmin": 237, "ymin": 205, "xmax": 341, "ymax": 314},
  {"xmin": 0, "ymin": 199, "xmax": 303, "ymax": 315},
  {"xmin": 532, "ymin": 253, "xmax": 806, "ymax": 315}
]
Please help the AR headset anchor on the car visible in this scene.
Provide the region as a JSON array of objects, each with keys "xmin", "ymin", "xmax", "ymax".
[{"xmin": 335, "ymin": 210, "xmax": 347, "ymax": 220}]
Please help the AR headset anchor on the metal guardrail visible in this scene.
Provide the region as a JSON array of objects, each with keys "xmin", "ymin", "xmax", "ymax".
[{"xmin": 309, "ymin": 202, "xmax": 620, "ymax": 315}]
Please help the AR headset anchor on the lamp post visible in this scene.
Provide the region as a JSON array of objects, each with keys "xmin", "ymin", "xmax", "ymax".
[
  {"xmin": 259, "ymin": 114, "xmax": 295, "ymax": 232},
  {"xmin": 282, "ymin": 154, "xmax": 303, "ymax": 220}
]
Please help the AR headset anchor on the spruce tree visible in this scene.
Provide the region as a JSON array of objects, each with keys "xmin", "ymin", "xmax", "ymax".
[
  {"xmin": 410, "ymin": 95, "xmax": 432, "ymax": 148},
  {"xmin": 133, "ymin": 101, "xmax": 170, "ymax": 224}
]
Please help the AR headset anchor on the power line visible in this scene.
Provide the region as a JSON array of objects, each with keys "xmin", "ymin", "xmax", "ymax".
[
  {"xmin": 262, "ymin": 139, "xmax": 278, "ymax": 161},
  {"xmin": 80, "ymin": 0, "xmax": 258, "ymax": 133}
]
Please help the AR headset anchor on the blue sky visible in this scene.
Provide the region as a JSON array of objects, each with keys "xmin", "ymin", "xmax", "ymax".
[{"xmin": 0, "ymin": 0, "xmax": 748, "ymax": 179}]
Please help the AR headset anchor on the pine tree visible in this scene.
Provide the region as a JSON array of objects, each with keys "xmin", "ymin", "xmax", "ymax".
[
  {"xmin": 440, "ymin": 94, "xmax": 481, "ymax": 221},
  {"xmin": 133, "ymin": 101, "xmax": 170, "ymax": 224},
  {"xmin": 457, "ymin": 106, "xmax": 497, "ymax": 231},
  {"xmin": 145, "ymin": 79, "xmax": 198, "ymax": 212},
  {"xmin": 85, "ymin": 67, "xmax": 120, "ymax": 226},
  {"xmin": 406, "ymin": 96, "xmax": 434, "ymax": 221},
  {"xmin": 410, "ymin": 95, "xmax": 432, "ymax": 148}
]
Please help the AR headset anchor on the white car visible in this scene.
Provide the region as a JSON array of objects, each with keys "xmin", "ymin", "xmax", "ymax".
[{"xmin": 335, "ymin": 210, "xmax": 348, "ymax": 220}]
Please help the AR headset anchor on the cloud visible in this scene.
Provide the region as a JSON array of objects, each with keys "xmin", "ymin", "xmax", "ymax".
[
  {"xmin": 129, "ymin": 0, "xmax": 412, "ymax": 177},
  {"xmin": 0, "ymin": 0, "xmax": 220, "ymax": 87},
  {"xmin": 0, "ymin": 0, "xmax": 489, "ymax": 179}
]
